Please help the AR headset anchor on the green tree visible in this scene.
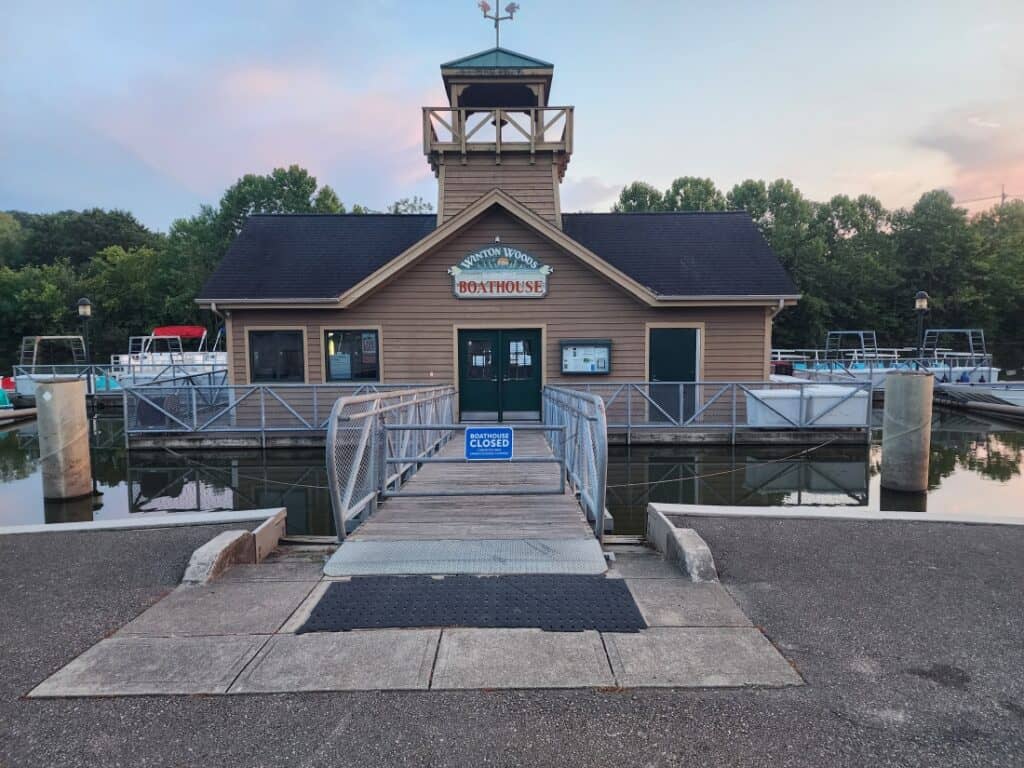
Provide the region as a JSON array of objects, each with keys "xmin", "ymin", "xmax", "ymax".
[
  {"xmin": 662, "ymin": 177, "xmax": 727, "ymax": 212},
  {"xmin": 726, "ymin": 179, "xmax": 769, "ymax": 222},
  {"xmin": 12, "ymin": 209, "xmax": 156, "ymax": 268},
  {"xmin": 313, "ymin": 185, "xmax": 345, "ymax": 214},
  {"xmin": 613, "ymin": 182, "xmax": 664, "ymax": 212},
  {"xmin": 387, "ymin": 196, "xmax": 434, "ymax": 214},
  {"xmin": 0, "ymin": 213, "xmax": 26, "ymax": 267}
]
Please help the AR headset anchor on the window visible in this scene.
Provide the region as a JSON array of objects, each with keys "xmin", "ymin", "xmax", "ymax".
[
  {"xmin": 506, "ymin": 338, "xmax": 534, "ymax": 381},
  {"xmin": 324, "ymin": 330, "xmax": 380, "ymax": 382},
  {"xmin": 248, "ymin": 331, "xmax": 304, "ymax": 383},
  {"xmin": 466, "ymin": 339, "xmax": 494, "ymax": 381}
]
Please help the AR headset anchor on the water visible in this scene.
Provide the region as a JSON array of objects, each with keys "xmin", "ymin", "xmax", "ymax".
[{"xmin": 1, "ymin": 409, "xmax": 1022, "ymax": 536}]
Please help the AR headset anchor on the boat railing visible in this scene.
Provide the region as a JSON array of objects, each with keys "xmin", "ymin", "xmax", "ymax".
[
  {"xmin": 560, "ymin": 380, "xmax": 874, "ymax": 442},
  {"xmin": 13, "ymin": 363, "xmax": 229, "ymax": 395}
]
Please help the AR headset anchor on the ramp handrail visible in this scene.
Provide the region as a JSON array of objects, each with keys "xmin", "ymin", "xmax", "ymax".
[
  {"xmin": 543, "ymin": 386, "xmax": 608, "ymax": 541},
  {"xmin": 326, "ymin": 385, "xmax": 456, "ymax": 541}
]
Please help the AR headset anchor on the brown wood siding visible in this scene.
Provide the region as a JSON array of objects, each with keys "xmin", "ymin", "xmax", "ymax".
[
  {"xmin": 228, "ymin": 208, "xmax": 770, "ymax": 386},
  {"xmin": 440, "ymin": 153, "xmax": 560, "ymax": 226}
]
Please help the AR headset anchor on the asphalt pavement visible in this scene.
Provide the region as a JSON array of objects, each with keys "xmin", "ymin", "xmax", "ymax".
[{"xmin": 2, "ymin": 518, "xmax": 1023, "ymax": 767}]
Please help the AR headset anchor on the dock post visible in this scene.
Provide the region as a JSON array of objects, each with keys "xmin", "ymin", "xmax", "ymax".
[
  {"xmin": 880, "ymin": 371, "xmax": 933, "ymax": 492},
  {"xmin": 36, "ymin": 379, "xmax": 93, "ymax": 500}
]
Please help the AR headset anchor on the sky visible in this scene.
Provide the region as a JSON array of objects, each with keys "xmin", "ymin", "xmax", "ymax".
[{"xmin": 2, "ymin": 0, "xmax": 1023, "ymax": 230}]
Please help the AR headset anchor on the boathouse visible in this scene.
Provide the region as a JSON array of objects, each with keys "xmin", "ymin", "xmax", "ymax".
[{"xmin": 197, "ymin": 48, "xmax": 798, "ymax": 423}]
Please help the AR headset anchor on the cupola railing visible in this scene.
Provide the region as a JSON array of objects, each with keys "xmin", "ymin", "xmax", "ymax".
[{"xmin": 423, "ymin": 106, "xmax": 573, "ymax": 163}]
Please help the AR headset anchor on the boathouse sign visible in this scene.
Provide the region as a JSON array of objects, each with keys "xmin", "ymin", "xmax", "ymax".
[{"xmin": 448, "ymin": 244, "xmax": 552, "ymax": 299}]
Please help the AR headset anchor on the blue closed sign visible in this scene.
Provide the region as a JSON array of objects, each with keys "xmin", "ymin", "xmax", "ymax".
[{"xmin": 465, "ymin": 427, "xmax": 514, "ymax": 461}]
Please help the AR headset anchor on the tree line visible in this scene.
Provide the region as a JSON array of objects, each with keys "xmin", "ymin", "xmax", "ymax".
[
  {"xmin": 615, "ymin": 178, "xmax": 1023, "ymax": 367},
  {"xmin": 0, "ymin": 166, "xmax": 432, "ymax": 365},
  {"xmin": 1, "ymin": 167, "xmax": 1020, "ymax": 370}
]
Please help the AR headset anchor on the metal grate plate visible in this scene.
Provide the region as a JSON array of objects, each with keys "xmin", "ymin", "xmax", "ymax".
[
  {"xmin": 323, "ymin": 538, "xmax": 607, "ymax": 576},
  {"xmin": 298, "ymin": 575, "xmax": 647, "ymax": 633}
]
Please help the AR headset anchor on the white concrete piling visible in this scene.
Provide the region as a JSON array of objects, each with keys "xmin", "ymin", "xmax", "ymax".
[
  {"xmin": 881, "ymin": 371, "xmax": 933, "ymax": 493},
  {"xmin": 36, "ymin": 379, "xmax": 92, "ymax": 500}
]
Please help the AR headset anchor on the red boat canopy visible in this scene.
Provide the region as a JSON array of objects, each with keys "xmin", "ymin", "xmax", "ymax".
[{"xmin": 152, "ymin": 325, "xmax": 207, "ymax": 339}]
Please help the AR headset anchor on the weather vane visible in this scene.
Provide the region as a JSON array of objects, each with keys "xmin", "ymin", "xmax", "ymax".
[{"xmin": 478, "ymin": 2, "xmax": 519, "ymax": 48}]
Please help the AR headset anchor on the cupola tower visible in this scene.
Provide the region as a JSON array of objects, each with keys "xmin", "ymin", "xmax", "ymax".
[{"xmin": 423, "ymin": 46, "xmax": 573, "ymax": 227}]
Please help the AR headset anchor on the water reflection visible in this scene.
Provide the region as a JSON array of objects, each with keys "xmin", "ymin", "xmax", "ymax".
[{"xmin": 1, "ymin": 410, "xmax": 1022, "ymax": 537}]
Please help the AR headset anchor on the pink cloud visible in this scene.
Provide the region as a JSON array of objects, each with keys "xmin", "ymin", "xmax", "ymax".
[{"xmin": 84, "ymin": 63, "xmax": 438, "ymax": 203}]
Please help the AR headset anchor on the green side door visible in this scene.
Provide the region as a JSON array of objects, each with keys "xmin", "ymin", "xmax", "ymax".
[
  {"xmin": 458, "ymin": 329, "xmax": 542, "ymax": 421},
  {"xmin": 648, "ymin": 327, "xmax": 698, "ymax": 423}
]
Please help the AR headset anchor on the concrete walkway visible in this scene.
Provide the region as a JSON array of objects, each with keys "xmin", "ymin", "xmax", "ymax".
[{"xmin": 29, "ymin": 546, "xmax": 800, "ymax": 696}]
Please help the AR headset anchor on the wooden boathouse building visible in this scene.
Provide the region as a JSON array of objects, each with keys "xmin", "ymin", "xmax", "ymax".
[{"xmin": 196, "ymin": 47, "xmax": 799, "ymax": 425}]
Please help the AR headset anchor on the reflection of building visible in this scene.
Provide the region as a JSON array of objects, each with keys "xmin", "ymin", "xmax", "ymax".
[
  {"xmin": 607, "ymin": 445, "xmax": 872, "ymax": 533},
  {"xmin": 126, "ymin": 451, "xmax": 333, "ymax": 536}
]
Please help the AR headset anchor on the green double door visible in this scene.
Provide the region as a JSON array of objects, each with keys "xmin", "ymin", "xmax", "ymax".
[{"xmin": 458, "ymin": 329, "xmax": 542, "ymax": 421}]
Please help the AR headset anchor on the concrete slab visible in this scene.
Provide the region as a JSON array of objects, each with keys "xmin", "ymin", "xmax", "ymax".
[
  {"xmin": 625, "ymin": 579, "xmax": 752, "ymax": 627},
  {"xmin": 431, "ymin": 628, "xmax": 614, "ymax": 689},
  {"xmin": 278, "ymin": 581, "xmax": 331, "ymax": 633},
  {"xmin": 118, "ymin": 580, "xmax": 315, "ymax": 636},
  {"xmin": 604, "ymin": 627, "xmax": 803, "ymax": 688},
  {"xmin": 28, "ymin": 635, "xmax": 265, "ymax": 697},
  {"xmin": 218, "ymin": 560, "xmax": 324, "ymax": 582},
  {"xmin": 230, "ymin": 630, "xmax": 439, "ymax": 693},
  {"xmin": 605, "ymin": 552, "xmax": 682, "ymax": 580}
]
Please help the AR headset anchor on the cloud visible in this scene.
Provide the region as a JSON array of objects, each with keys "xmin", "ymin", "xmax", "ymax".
[
  {"xmin": 560, "ymin": 175, "xmax": 622, "ymax": 212},
  {"xmin": 82, "ymin": 63, "xmax": 436, "ymax": 207},
  {"xmin": 915, "ymin": 104, "xmax": 1024, "ymax": 206}
]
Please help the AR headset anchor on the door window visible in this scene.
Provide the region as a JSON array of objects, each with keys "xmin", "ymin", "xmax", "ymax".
[
  {"xmin": 506, "ymin": 339, "xmax": 534, "ymax": 381},
  {"xmin": 466, "ymin": 339, "xmax": 494, "ymax": 380}
]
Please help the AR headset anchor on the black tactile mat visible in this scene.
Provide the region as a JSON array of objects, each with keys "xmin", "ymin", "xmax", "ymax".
[{"xmin": 297, "ymin": 575, "xmax": 647, "ymax": 633}]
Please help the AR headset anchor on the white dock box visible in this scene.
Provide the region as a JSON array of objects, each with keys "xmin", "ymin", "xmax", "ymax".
[
  {"xmin": 745, "ymin": 389, "xmax": 803, "ymax": 427},
  {"xmin": 803, "ymin": 385, "xmax": 870, "ymax": 426}
]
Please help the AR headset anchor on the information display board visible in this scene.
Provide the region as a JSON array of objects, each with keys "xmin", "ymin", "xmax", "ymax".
[{"xmin": 560, "ymin": 340, "xmax": 611, "ymax": 375}]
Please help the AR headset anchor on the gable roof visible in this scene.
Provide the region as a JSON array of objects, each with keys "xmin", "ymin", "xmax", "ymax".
[
  {"xmin": 197, "ymin": 214, "xmax": 435, "ymax": 302},
  {"xmin": 198, "ymin": 193, "xmax": 798, "ymax": 306},
  {"xmin": 562, "ymin": 212, "xmax": 797, "ymax": 298},
  {"xmin": 440, "ymin": 47, "xmax": 553, "ymax": 71}
]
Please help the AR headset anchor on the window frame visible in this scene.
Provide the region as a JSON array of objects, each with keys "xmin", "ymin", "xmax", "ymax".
[
  {"xmin": 246, "ymin": 328, "xmax": 307, "ymax": 384},
  {"xmin": 321, "ymin": 327, "xmax": 383, "ymax": 383}
]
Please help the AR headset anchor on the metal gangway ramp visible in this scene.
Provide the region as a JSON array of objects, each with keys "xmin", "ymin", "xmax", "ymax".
[{"xmin": 323, "ymin": 386, "xmax": 607, "ymax": 576}]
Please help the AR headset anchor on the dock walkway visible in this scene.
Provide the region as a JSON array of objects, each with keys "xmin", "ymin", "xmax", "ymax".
[{"xmin": 324, "ymin": 430, "xmax": 606, "ymax": 576}]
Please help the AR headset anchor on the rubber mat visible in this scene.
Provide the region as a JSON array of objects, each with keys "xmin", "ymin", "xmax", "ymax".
[{"xmin": 298, "ymin": 575, "xmax": 647, "ymax": 633}]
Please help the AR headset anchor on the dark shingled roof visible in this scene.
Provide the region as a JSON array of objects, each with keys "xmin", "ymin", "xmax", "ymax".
[
  {"xmin": 561, "ymin": 212, "xmax": 797, "ymax": 297},
  {"xmin": 198, "ymin": 210, "xmax": 796, "ymax": 301},
  {"xmin": 198, "ymin": 214, "xmax": 436, "ymax": 300}
]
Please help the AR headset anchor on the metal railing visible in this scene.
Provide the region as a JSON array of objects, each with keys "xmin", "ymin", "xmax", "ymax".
[
  {"xmin": 13, "ymin": 363, "xmax": 228, "ymax": 395},
  {"xmin": 543, "ymin": 386, "xmax": 608, "ymax": 540},
  {"xmin": 794, "ymin": 357, "xmax": 998, "ymax": 385},
  {"xmin": 326, "ymin": 386, "xmax": 456, "ymax": 540},
  {"xmin": 123, "ymin": 383, "xmax": 428, "ymax": 444},
  {"xmin": 562, "ymin": 381, "xmax": 874, "ymax": 442}
]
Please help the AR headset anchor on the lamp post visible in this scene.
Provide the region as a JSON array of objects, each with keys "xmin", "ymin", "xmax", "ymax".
[
  {"xmin": 77, "ymin": 297, "xmax": 93, "ymax": 367},
  {"xmin": 914, "ymin": 291, "xmax": 929, "ymax": 361}
]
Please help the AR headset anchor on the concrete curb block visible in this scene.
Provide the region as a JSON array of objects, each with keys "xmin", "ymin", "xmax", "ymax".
[
  {"xmin": 646, "ymin": 504, "xmax": 719, "ymax": 583},
  {"xmin": 253, "ymin": 509, "xmax": 287, "ymax": 562},
  {"xmin": 648, "ymin": 502, "xmax": 1024, "ymax": 527},
  {"xmin": 182, "ymin": 531, "xmax": 255, "ymax": 584}
]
